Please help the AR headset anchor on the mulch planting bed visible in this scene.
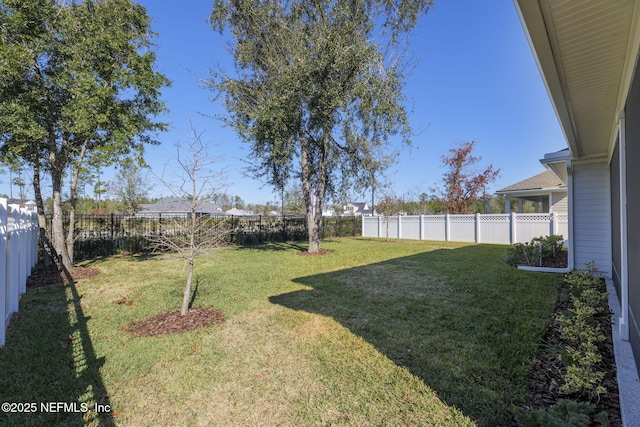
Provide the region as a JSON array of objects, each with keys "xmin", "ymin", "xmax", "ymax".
[
  {"xmin": 123, "ymin": 307, "xmax": 225, "ymax": 337},
  {"xmin": 515, "ymin": 294, "xmax": 622, "ymax": 426}
]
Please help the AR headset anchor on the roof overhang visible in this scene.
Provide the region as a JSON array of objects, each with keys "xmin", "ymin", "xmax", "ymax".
[
  {"xmin": 513, "ymin": 0, "xmax": 640, "ymax": 159},
  {"xmin": 539, "ymin": 148, "xmax": 571, "ymax": 185}
]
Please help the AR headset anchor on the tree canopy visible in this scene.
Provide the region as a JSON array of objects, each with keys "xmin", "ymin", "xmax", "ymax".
[
  {"xmin": 209, "ymin": 0, "xmax": 432, "ymax": 252},
  {"xmin": 435, "ymin": 141, "xmax": 500, "ymax": 214},
  {"xmin": 0, "ymin": 0, "xmax": 169, "ymax": 269}
]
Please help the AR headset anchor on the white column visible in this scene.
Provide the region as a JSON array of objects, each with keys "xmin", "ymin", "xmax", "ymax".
[
  {"xmin": 618, "ymin": 112, "xmax": 629, "ymax": 340},
  {"xmin": 475, "ymin": 213, "xmax": 481, "ymax": 243}
]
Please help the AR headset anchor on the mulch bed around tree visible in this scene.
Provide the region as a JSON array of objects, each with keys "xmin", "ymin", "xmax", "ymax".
[
  {"xmin": 123, "ymin": 307, "xmax": 224, "ymax": 337},
  {"xmin": 296, "ymin": 249, "xmax": 333, "ymax": 256}
]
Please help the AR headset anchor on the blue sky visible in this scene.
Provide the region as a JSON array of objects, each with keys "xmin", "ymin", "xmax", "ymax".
[{"xmin": 1, "ymin": 0, "xmax": 566, "ymax": 206}]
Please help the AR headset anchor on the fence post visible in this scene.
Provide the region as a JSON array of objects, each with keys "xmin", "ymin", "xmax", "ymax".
[
  {"xmin": 397, "ymin": 215, "xmax": 402, "ymax": 239},
  {"xmin": 550, "ymin": 212, "xmax": 556, "ymax": 235},
  {"xmin": 378, "ymin": 215, "xmax": 382, "ymax": 238},
  {"xmin": 7, "ymin": 205, "xmax": 19, "ymax": 319},
  {"xmin": 475, "ymin": 213, "xmax": 481, "ymax": 243},
  {"xmin": 510, "ymin": 212, "xmax": 517, "ymax": 244},
  {"xmin": 0, "ymin": 198, "xmax": 7, "ymax": 347},
  {"xmin": 18, "ymin": 209, "xmax": 27, "ymax": 296},
  {"xmin": 420, "ymin": 214, "xmax": 424, "ymax": 240},
  {"xmin": 445, "ymin": 214, "xmax": 450, "ymax": 241}
]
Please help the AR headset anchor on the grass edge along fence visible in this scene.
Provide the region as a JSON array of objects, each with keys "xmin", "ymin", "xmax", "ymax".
[
  {"xmin": 362, "ymin": 212, "xmax": 569, "ymax": 245},
  {"xmin": 48, "ymin": 213, "xmax": 362, "ymax": 261},
  {"xmin": 0, "ymin": 198, "xmax": 38, "ymax": 347}
]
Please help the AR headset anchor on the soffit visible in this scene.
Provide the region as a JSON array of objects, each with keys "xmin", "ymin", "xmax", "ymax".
[{"xmin": 515, "ymin": 0, "xmax": 640, "ymax": 158}]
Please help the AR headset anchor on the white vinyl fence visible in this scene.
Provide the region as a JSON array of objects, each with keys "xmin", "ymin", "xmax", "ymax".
[
  {"xmin": 362, "ymin": 213, "xmax": 568, "ymax": 245},
  {"xmin": 1, "ymin": 198, "xmax": 38, "ymax": 347}
]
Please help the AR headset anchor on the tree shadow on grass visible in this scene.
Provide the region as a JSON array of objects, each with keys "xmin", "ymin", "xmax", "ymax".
[
  {"xmin": 235, "ymin": 241, "xmax": 309, "ymax": 252},
  {"xmin": 0, "ymin": 265, "xmax": 114, "ymax": 426},
  {"xmin": 270, "ymin": 245, "xmax": 559, "ymax": 426}
]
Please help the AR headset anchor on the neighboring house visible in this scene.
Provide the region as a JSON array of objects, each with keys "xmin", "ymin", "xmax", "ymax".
[
  {"xmin": 137, "ymin": 197, "xmax": 224, "ymax": 218},
  {"xmin": 343, "ymin": 202, "xmax": 374, "ymax": 216},
  {"xmin": 495, "ymin": 170, "xmax": 567, "ymax": 213},
  {"xmin": 225, "ymin": 208, "xmax": 254, "ymax": 216},
  {"xmin": 514, "ymin": 0, "xmax": 640, "ymax": 381},
  {"xmin": 322, "ymin": 207, "xmax": 336, "ymax": 217}
]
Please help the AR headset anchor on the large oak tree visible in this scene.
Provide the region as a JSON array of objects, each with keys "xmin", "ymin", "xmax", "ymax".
[
  {"xmin": 0, "ymin": 0, "xmax": 169, "ymax": 270},
  {"xmin": 209, "ymin": 0, "xmax": 432, "ymax": 252}
]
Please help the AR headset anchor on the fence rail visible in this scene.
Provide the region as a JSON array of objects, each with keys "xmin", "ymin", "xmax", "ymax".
[
  {"xmin": 47, "ymin": 213, "xmax": 362, "ymax": 261},
  {"xmin": 1, "ymin": 198, "xmax": 38, "ymax": 347},
  {"xmin": 362, "ymin": 213, "xmax": 568, "ymax": 245}
]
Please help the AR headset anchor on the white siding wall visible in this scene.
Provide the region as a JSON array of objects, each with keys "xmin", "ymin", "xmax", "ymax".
[
  {"xmin": 572, "ymin": 161, "xmax": 612, "ymax": 276},
  {"xmin": 551, "ymin": 192, "xmax": 568, "ymax": 213}
]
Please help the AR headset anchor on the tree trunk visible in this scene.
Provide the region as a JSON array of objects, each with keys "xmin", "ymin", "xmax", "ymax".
[
  {"xmin": 32, "ymin": 158, "xmax": 52, "ymax": 266},
  {"xmin": 181, "ymin": 206, "xmax": 197, "ymax": 316},
  {"xmin": 300, "ymin": 134, "xmax": 328, "ymax": 253},
  {"xmin": 181, "ymin": 256, "xmax": 193, "ymax": 316},
  {"xmin": 65, "ymin": 142, "xmax": 88, "ymax": 267},
  {"xmin": 49, "ymin": 142, "xmax": 72, "ymax": 271}
]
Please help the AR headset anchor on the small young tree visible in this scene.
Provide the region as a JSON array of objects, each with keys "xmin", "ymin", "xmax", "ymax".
[
  {"xmin": 377, "ymin": 191, "xmax": 402, "ymax": 242},
  {"xmin": 150, "ymin": 126, "xmax": 229, "ymax": 316},
  {"xmin": 435, "ymin": 141, "xmax": 500, "ymax": 214},
  {"xmin": 114, "ymin": 163, "xmax": 152, "ymax": 215}
]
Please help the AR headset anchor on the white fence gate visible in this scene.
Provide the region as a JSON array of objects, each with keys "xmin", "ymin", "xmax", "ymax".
[
  {"xmin": 1, "ymin": 198, "xmax": 38, "ymax": 347},
  {"xmin": 362, "ymin": 213, "xmax": 568, "ymax": 245}
]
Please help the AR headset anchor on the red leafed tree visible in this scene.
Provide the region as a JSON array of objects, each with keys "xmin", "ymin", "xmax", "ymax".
[{"xmin": 438, "ymin": 141, "xmax": 500, "ymax": 214}]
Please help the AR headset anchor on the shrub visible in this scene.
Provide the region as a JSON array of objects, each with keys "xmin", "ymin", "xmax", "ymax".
[
  {"xmin": 502, "ymin": 235, "xmax": 565, "ymax": 267},
  {"xmin": 515, "ymin": 399, "xmax": 605, "ymax": 427},
  {"xmin": 556, "ymin": 267, "xmax": 609, "ymax": 400}
]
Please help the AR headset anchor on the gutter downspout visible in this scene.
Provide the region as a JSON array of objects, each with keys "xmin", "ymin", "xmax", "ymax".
[
  {"xmin": 567, "ymin": 159, "xmax": 575, "ymax": 271},
  {"xmin": 618, "ymin": 111, "xmax": 630, "ymax": 340}
]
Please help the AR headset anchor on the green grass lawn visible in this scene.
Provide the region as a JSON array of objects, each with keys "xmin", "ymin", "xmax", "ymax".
[{"xmin": 0, "ymin": 238, "xmax": 563, "ymax": 426}]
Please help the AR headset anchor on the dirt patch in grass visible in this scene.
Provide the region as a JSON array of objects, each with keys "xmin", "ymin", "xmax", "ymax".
[
  {"xmin": 26, "ymin": 264, "xmax": 100, "ymax": 288},
  {"xmin": 297, "ymin": 249, "xmax": 333, "ymax": 256},
  {"xmin": 123, "ymin": 307, "xmax": 225, "ymax": 337}
]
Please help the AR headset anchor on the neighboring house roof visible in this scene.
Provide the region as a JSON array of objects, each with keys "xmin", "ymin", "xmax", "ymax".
[
  {"xmin": 496, "ymin": 171, "xmax": 566, "ymax": 194},
  {"xmin": 225, "ymin": 208, "xmax": 254, "ymax": 216},
  {"xmin": 345, "ymin": 202, "xmax": 374, "ymax": 216},
  {"xmin": 139, "ymin": 197, "xmax": 223, "ymax": 215}
]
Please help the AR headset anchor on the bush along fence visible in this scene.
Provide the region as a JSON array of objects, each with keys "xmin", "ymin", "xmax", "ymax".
[
  {"xmin": 47, "ymin": 214, "xmax": 362, "ymax": 262},
  {"xmin": 362, "ymin": 212, "xmax": 569, "ymax": 245},
  {"xmin": 1, "ymin": 198, "xmax": 38, "ymax": 347}
]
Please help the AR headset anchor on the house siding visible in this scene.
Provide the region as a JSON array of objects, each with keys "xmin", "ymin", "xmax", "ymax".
[
  {"xmin": 572, "ymin": 161, "xmax": 611, "ymax": 276},
  {"xmin": 625, "ymin": 59, "xmax": 640, "ymax": 374},
  {"xmin": 551, "ymin": 192, "xmax": 568, "ymax": 214}
]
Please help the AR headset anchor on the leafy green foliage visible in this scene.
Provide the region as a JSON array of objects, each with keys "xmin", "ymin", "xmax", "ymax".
[
  {"xmin": 557, "ymin": 269, "xmax": 609, "ymax": 399},
  {"xmin": 0, "ymin": 0, "xmax": 169, "ymax": 268},
  {"xmin": 502, "ymin": 235, "xmax": 565, "ymax": 267},
  {"xmin": 515, "ymin": 399, "xmax": 600, "ymax": 427},
  {"xmin": 208, "ymin": 0, "xmax": 432, "ymax": 251}
]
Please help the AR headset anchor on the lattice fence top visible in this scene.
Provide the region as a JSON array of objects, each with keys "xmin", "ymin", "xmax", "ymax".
[
  {"xmin": 515, "ymin": 214, "xmax": 551, "ymax": 221},
  {"xmin": 449, "ymin": 215, "xmax": 475, "ymax": 222},
  {"xmin": 479, "ymin": 215, "xmax": 510, "ymax": 222}
]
